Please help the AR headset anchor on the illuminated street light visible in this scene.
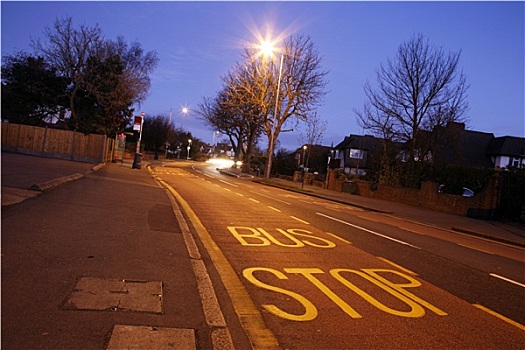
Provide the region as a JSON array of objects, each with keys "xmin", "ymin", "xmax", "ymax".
[
  {"xmin": 170, "ymin": 107, "xmax": 190, "ymax": 126},
  {"xmin": 259, "ymin": 39, "xmax": 284, "ymax": 179},
  {"xmin": 169, "ymin": 107, "xmax": 189, "ymax": 126},
  {"xmin": 187, "ymin": 139, "xmax": 192, "ymax": 160},
  {"xmin": 301, "ymin": 145, "xmax": 307, "ymax": 189}
]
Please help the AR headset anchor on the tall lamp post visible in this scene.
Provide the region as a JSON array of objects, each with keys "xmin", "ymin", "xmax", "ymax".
[
  {"xmin": 301, "ymin": 145, "xmax": 307, "ymax": 188},
  {"xmin": 259, "ymin": 40, "xmax": 284, "ymax": 179},
  {"xmin": 169, "ymin": 106, "xmax": 189, "ymax": 126},
  {"xmin": 187, "ymin": 139, "xmax": 192, "ymax": 160}
]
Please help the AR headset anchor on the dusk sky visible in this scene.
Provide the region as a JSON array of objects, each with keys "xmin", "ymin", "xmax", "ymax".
[{"xmin": 2, "ymin": 1, "xmax": 524, "ymax": 150}]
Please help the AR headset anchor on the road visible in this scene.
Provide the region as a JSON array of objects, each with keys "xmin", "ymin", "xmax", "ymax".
[{"xmin": 151, "ymin": 161, "xmax": 525, "ymax": 349}]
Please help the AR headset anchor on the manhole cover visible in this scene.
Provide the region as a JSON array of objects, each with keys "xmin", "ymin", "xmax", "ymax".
[
  {"xmin": 106, "ymin": 325, "xmax": 196, "ymax": 350},
  {"xmin": 63, "ymin": 277, "xmax": 162, "ymax": 314}
]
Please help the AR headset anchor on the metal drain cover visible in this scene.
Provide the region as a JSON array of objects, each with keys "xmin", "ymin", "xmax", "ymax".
[{"xmin": 63, "ymin": 277, "xmax": 162, "ymax": 313}]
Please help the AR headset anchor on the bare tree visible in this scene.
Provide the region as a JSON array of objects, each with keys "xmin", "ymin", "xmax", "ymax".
[
  {"xmin": 237, "ymin": 34, "xmax": 328, "ymax": 178},
  {"xmin": 299, "ymin": 112, "xmax": 327, "ymax": 168},
  {"xmin": 32, "ymin": 17, "xmax": 158, "ymax": 135},
  {"xmin": 32, "ymin": 17, "xmax": 104, "ymax": 130},
  {"xmin": 356, "ymin": 33, "xmax": 469, "ymax": 186}
]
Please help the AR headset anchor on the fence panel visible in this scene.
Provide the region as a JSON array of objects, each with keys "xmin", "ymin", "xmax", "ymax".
[{"xmin": 1, "ymin": 122, "xmax": 107, "ymax": 163}]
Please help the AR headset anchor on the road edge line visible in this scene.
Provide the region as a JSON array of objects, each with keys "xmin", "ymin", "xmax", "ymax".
[{"xmin": 160, "ymin": 180, "xmax": 280, "ymax": 350}]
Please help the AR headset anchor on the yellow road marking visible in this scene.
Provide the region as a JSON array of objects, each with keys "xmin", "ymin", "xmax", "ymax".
[
  {"xmin": 377, "ymin": 257, "xmax": 418, "ymax": 276},
  {"xmin": 324, "ymin": 232, "xmax": 352, "ymax": 244},
  {"xmin": 473, "ymin": 304, "xmax": 525, "ymax": 331},
  {"xmin": 159, "ymin": 180, "xmax": 280, "ymax": 349}
]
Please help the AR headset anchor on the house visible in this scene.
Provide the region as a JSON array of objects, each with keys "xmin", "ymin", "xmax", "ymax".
[
  {"xmin": 293, "ymin": 144, "xmax": 332, "ymax": 173},
  {"xmin": 333, "ymin": 122, "xmax": 524, "ymax": 174},
  {"xmin": 425, "ymin": 122, "xmax": 495, "ymax": 168},
  {"xmin": 487, "ymin": 136, "xmax": 525, "ymax": 169},
  {"xmin": 333, "ymin": 135, "xmax": 384, "ymax": 175}
]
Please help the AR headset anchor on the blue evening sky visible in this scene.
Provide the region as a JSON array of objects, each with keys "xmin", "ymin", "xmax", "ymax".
[{"xmin": 2, "ymin": 1, "xmax": 524, "ymax": 150}]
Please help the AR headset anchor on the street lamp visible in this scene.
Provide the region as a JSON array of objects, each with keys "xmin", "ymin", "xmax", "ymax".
[
  {"xmin": 301, "ymin": 145, "xmax": 307, "ymax": 189},
  {"xmin": 187, "ymin": 139, "xmax": 192, "ymax": 160},
  {"xmin": 212, "ymin": 131, "xmax": 219, "ymax": 153},
  {"xmin": 169, "ymin": 107, "xmax": 189, "ymax": 126},
  {"xmin": 259, "ymin": 39, "xmax": 284, "ymax": 179}
]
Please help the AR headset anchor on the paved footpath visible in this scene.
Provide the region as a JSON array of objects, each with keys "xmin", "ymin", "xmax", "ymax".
[{"xmin": 1, "ymin": 152, "xmax": 245, "ymax": 349}]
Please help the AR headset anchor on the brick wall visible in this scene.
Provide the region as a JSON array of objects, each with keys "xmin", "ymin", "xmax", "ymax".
[{"xmin": 326, "ymin": 169, "xmax": 500, "ymax": 218}]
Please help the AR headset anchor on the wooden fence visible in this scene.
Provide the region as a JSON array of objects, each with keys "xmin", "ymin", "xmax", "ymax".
[{"xmin": 1, "ymin": 122, "xmax": 113, "ymax": 163}]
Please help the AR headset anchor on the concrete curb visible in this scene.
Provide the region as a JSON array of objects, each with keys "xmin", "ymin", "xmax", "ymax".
[
  {"xmin": 30, "ymin": 162, "xmax": 106, "ymax": 192},
  {"xmin": 31, "ymin": 173, "xmax": 85, "ymax": 192},
  {"xmin": 452, "ymin": 227, "xmax": 525, "ymax": 248},
  {"xmin": 91, "ymin": 163, "xmax": 106, "ymax": 172}
]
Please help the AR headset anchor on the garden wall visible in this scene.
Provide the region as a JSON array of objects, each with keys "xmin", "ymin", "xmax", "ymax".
[{"xmin": 325, "ymin": 169, "xmax": 501, "ymax": 219}]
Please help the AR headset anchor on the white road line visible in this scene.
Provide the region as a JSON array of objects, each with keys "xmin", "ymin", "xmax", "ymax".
[
  {"xmin": 489, "ymin": 273, "xmax": 525, "ymax": 288},
  {"xmin": 235, "ymin": 193, "xmax": 244, "ymax": 197},
  {"xmin": 250, "ymin": 191, "xmax": 291, "ymax": 205},
  {"xmin": 316, "ymin": 212, "xmax": 420, "ymax": 249},
  {"xmin": 457, "ymin": 243, "xmax": 494, "ymax": 255},
  {"xmin": 249, "ymin": 198, "xmax": 260, "ymax": 203},
  {"xmin": 204, "ymin": 173, "xmax": 214, "ymax": 178},
  {"xmin": 268, "ymin": 206, "xmax": 281, "ymax": 212},
  {"xmin": 291, "ymin": 216, "xmax": 310, "ymax": 224},
  {"xmin": 220, "ymin": 179, "xmax": 238, "ymax": 187}
]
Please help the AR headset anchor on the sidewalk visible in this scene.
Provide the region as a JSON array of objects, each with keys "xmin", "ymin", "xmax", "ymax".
[
  {"xmin": 219, "ymin": 168, "xmax": 525, "ymax": 248},
  {"xmin": 1, "ymin": 152, "xmax": 235, "ymax": 349},
  {"xmin": 1, "ymin": 151, "xmax": 102, "ymax": 206}
]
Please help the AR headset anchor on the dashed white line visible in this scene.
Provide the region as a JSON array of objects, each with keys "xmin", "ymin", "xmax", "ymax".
[
  {"xmin": 457, "ymin": 243, "xmax": 494, "ymax": 255},
  {"xmin": 268, "ymin": 206, "xmax": 281, "ymax": 212},
  {"xmin": 291, "ymin": 216, "xmax": 310, "ymax": 224},
  {"xmin": 250, "ymin": 191, "xmax": 291, "ymax": 205},
  {"xmin": 220, "ymin": 179, "xmax": 238, "ymax": 187},
  {"xmin": 249, "ymin": 198, "xmax": 260, "ymax": 203}
]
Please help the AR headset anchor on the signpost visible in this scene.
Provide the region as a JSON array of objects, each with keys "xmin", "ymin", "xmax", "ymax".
[{"xmin": 132, "ymin": 112, "xmax": 145, "ymax": 169}]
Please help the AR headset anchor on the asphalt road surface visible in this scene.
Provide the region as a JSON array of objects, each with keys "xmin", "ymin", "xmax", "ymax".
[{"xmin": 151, "ymin": 161, "xmax": 525, "ymax": 349}]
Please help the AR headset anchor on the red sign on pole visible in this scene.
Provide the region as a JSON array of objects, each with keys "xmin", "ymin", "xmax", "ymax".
[{"xmin": 133, "ymin": 116, "xmax": 142, "ymax": 131}]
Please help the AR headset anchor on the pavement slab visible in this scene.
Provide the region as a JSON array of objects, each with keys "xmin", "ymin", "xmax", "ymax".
[
  {"xmin": 106, "ymin": 325, "xmax": 196, "ymax": 350},
  {"xmin": 63, "ymin": 277, "xmax": 163, "ymax": 314}
]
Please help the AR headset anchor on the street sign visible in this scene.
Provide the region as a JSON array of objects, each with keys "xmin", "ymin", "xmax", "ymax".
[{"xmin": 133, "ymin": 116, "xmax": 142, "ymax": 131}]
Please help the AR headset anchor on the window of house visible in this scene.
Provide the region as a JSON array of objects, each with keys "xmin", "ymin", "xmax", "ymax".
[
  {"xmin": 349, "ymin": 148, "xmax": 363, "ymax": 159},
  {"xmin": 511, "ymin": 157, "xmax": 522, "ymax": 168}
]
